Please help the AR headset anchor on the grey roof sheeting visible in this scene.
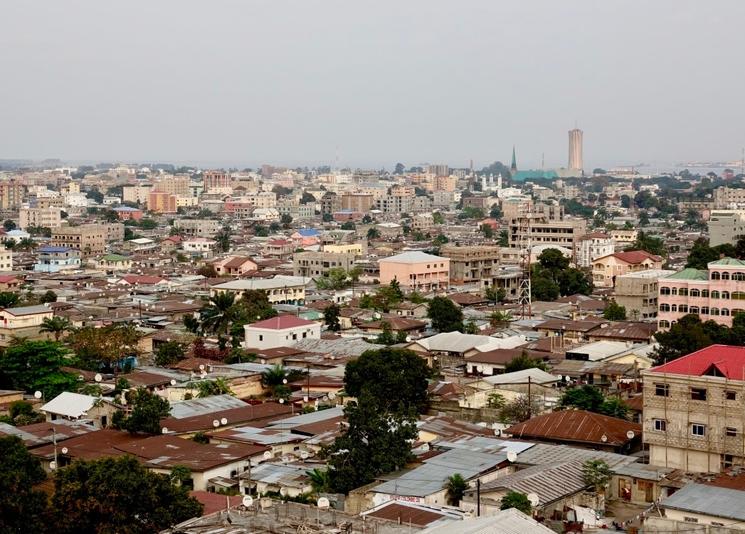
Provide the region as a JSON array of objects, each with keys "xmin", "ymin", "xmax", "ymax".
[
  {"xmin": 435, "ymin": 437, "xmax": 535, "ymax": 456},
  {"xmin": 266, "ymin": 406, "xmax": 344, "ymax": 430},
  {"xmin": 661, "ymin": 483, "xmax": 745, "ymax": 521},
  {"xmin": 373, "ymin": 449, "xmax": 505, "ymax": 498},
  {"xmin": 292, "ymin": 337, "xmax": 384, "ymax": 357},
  {"xmin": 515, "ymin": 443, "xmax": 636, "ymax": 468},
  {"xmin": 421, "ymin": 507, "xmax": 555, "ymax": 534},
  {"xmin": 170, "ymin": 395, "xmax": 248, "ymax": 419},
  {"xmin": 478, "ymin": 460, "xmax": 589, "ymax": 506}
]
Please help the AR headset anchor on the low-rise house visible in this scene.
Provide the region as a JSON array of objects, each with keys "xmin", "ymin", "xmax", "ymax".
[
  {"xmin": 0, "ymin": 304, "xmax": 54, "ymax": 346},
  {"xmin": 93, "ymin": 253, "xmax": 132, "ymax": 272},
  {"xmin": 649, "ymin": 481, "xmax": 745, "ymax": 532},
  {"xmin": 593, "ymin": 250, "xmax": 664, "ymax": 288},
  {"xmin": 40, "ymin": 392, "xmax": 120, "ymax": 429},
  {"xmin": 244, "ymin": 315, "xmax": 321, "ymax": 350},
  {"xmin": 212, "ymin": 255, "xmax": 258, "ymax": 276},
  {"xmin": 211, "ymin": 275, "xmax": 309, "ymax": 305},
  {"xmin": 34, "ymin": 246, "xmax": 81, "ymax": 273},
  {"xmin": 243, "ymin": 462, "xmax": 315, "ymax": 497},
  {"xmin": 535, "ymin": 318, "xmax": 607, "ymax": 344},
  {"xmin": 505, "ymin": 409, "xmax": 642, "ymax": 453},
  {"xmin": 182, "ymin": 237, "xmax": 217, "ymax": 256},
  {"xmin": 160, "ymin": 396, "xmax": 292, "ymax": 434},
  {"xmin": 263, "ymin": 239, "xmax": 294, "ymax": 259}
]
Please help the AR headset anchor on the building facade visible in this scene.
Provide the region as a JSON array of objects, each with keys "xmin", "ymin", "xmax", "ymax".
[
  {"xmin": 657, "ymin": 258, "xmax": 745, "ymax": 329},
  {"xmin": 576, "ymin": 233, "xmax": 615, "ymax": 268},
  {"xmin": 613, "ymin": 269, "xmax": 674, "ymax": 321},
  {"xmin": 293, "ymin": 251, "xmax": 359, "ymax": 278},
  {"xmin": 643, "ymin": 345, "xmax": 745, "ymax": 473},
  {"xmin": 708, "ymin": 210, "xmax": 745, "ymax": 247},
  {"xmin": 34, "ymin": 246, "xmax": 81, "ymax": 273},
  {"xmin": 568, "ymin": 128, "xmax": 583, "ymax": 172},
  {"xmin": 440, "ymin": 245, "xmax": 501, "ymax": 284},
  {"xmin": 592, "ymin": 250, "xmax": 663, "ymax": 288},
  {"xmin": 378, "ymin": 251, "xmax": 450, "ymax": 290},
  {"xmin": 19, "ymin": 206, "xmax": 63, "ymax": 229}
]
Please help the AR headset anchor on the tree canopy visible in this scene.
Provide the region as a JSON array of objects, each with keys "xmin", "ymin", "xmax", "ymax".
[
  {"xmin": 114, "ymin": 388, "xmax": 171, "ymax": 435},
  {"xmin": 0, "ymin": 436, "xmax": 49, "ymax": 533},
  {"xmin": 500, "ymin": 490, "xmax": 532, "ymax": 515},
  {"xmin": 0, "ymin": 340, "xmax": 78, "ymax": 400},
  {"xmin": 531, "ymin": 249, "xmax": 592, "ymax": 301},
  {"xmin": 603, "ymin": 300, "xmax": 627, "ymax": 321},
  {"xmin": 427, "ymin": 296, "xmax": 464, "ymax": 332},
  {"xmin": 344, "ymin": 347, "xmax": 429, "ymax": 413}
]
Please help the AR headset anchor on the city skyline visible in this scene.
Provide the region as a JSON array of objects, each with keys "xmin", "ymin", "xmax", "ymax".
[{"xmin": 2, "ymin": 1, "xmax": 745, "ymax": 169}]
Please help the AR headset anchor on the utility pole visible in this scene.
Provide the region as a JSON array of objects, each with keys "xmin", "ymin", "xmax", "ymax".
[
  {"xmin": 527, "ymin": 376, "xmax": 532, "ymax": 419},
  {"xmin": 476, "ymin": 479, "xmax": 481, "ymax": 517}
]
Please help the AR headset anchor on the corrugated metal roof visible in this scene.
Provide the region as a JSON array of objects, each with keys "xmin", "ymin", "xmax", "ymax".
[
  {"xmin": 421, "ymin": 508, "xmax": 555, "ymax": 534},
  {"xmin": 266, "ymin": 406, "xmax": 344, "ymax": 430},
  {"xmin": 515, "ymin": 443, "xmax": 635, "ymax": 468},
  {"xmin": 170, "ymin": 394, "xmax": 248, "ymax": 419},
  {"xmin": 662, "ymin": 483, "xmax": 745, "ymax": 521},
  {"xmin": 478, "ymin": 460, "xmax": 588, "ymax": 506}
]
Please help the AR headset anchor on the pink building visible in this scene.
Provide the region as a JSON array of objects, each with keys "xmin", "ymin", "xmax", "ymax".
[
  {"xmin": 658, "ymin": 258, "xmax": 745, "ymax": 329},
  {"xmin": 113, "ymin": 206, "xmax": 143, "ymax": 221},
  {"xmin": 378, "ymin": 251, "xmax": 450, "ymax": 291}
]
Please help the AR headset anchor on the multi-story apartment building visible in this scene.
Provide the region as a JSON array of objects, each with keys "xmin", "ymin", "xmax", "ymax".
[
  {"xmin": 0, "ymin": 305, "xmax": 54, "ymax": 347},
  {"xmin": 210, "ymin": 275, "xmax": 308, "ymax": 305},
  {"xmin": 34, "ymin": 246, "xmax": 81, "ymax": 273},
  {"xmin": 293, "ymin": 251, "xmax": 359, "ymax": 278},
  {"xmin": 153, "ymin": 175, "xmax": 191, "ymax": 197},
  {"xmin": 378, "ymin": 251, "xmax": 450, "ymax": 290},
  {"xmin": 0, "ymin": 179, "xmax": 25, "ymax": 210},
  {"xmin": 19, "ymin": 206, "xmax": 63, "ymax": 229},
  {"xmin": 642, "ymin": 345, "xmax": 745, "ymax": 472},
  {"xmin": 610, "ymin": 229, "xmax": 638, "ymax": 246},
  {"xmin": 613, "ymin": 269, "xmax": 674, "ymax": 321},
  {"xmin": 341, "ymin": 193, "xmax": 374, "ymax": 213},
  {"xmin": 576, "ymin": 232, "xmax": 615, "ymax": 268},
  {"xmin": 592, "ymin": 250, "xmax": 663, "ymax": 288},
  {"xmin": 426, "ymin": 164, "xmax": 449, "ymax": 177},
  {"xmin": 122, "ymin": 184, "xmax": 152, "ymax": 205},
  {"xmin": 714, "ymin": 186, "xmax": 745, "ymax": 209},
  {"xmin": 174, "ymin": 218, "xmax": 220, "ymax": 238},
  {"xmin": 433, "ymin": 175, "xmax": 457, "ymax": 192},
  {"xmin": 501, "ymin": 196, "xmax": 533, "ymax": 222},
  {"xmin": 657, "ymin": 258, "xmax": 745, "ymax": 329},
  {"xmin": 148, "ymin": 191, "xmax": 177, "ymax": 213},
  {"xmin": 276, "ymin": 199, "xmax": 314, "ymax": 221},
  {"xmin": 440, "ymin": 245, "xmax": 501, "ymax": 284},
  {"xmin": 376, "ymin": 195, "xmax": 413, "ymax": 214},
  {"xmin": 0, "ymin": 249, "xmax": 12, "ymax": 272},
  {"xmin": 508, "ymin": 216, "xmax": 587, "ymax": 250},
  {"xmin": 203, "ymin": 170, "xmax": 231, "ymax": 192},
  {"xmin": 51, "ymin": 223, "xmax": 122, "ymax": 255},
  {"xmin": 708, "ymin": 210, "xmax": 745, "ymax": 247},
  {"xmin": 224, "ymin": 193, "xmax": 277, "ymax": 211}
]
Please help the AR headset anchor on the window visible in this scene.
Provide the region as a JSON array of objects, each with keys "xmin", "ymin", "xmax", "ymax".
[
  {"xmin": 671, "ymin": 305, "xmax": 678, "ymax": 312},
  {"xmin": 691, "ymin": 423, "xmax": 706, "ymax": 436},
  {"xmin": 723, "ymin": 454, "xmax": 735, "ymax": 469},
  {"xmin": 660, "ymin": 303, "xmax": 670, "ymax": 312},
  {"xmin": 726, "ymin": 390, "xmax": 737, "ymax": 401},
  {"xmin": 684, "ymin": 517, "xmax": 699, "ymax": 523},
  {"xmin": 653, "ymin": 419, "xmax": 667, "ymax": 431},
  {"xmin": 726, "ymin": 427, "xmax": 738, "ymax": 437},
  {"xmin": 712, "ymin": 272, "xmax": 721, "ymax": 280},
  {"xmin": 702, "ymin": 289, "xmax": 710, "ymax": 298},
  {"xmin": 660, "ymin": 287, "xmax": 671, "ymax": 295},
  {"xmin": 258, "ymin": 335, "xmax": 263, "ymax": 341},
  {"xmin": 701, "ymin": 306, "xmax": 710, "ymax": 315},
  {"xmin": 658, "ymin": 320, "xmax": 670, "ymax": 328},
  {"xmin": 722, "ymin": 308, "xmax": 730, "ymax": 316},
  {"xmin": 655, "ymin": 383, "xmax": 670, "ymax": 397},
  {"xmin": 691, "ymin": 388, "xmax": 707, "ymax": 401},
  {"xmin": 711, "ymin": 290, "xmax": 720, "ymax": 299},
  {"xmin": 734, "ymin": 273, "xmax": 745, "ymax": 281},
  {"xmin": 722, "ymin": 291, "xmax": 731, "ymax": 299},
  {"xmin": 711, "ymin": 308, "xmax": 720, "ymax": 316},
  {"xmin": 690, "ymin": 288, "xmax": 700, "ymax": 297},
  {"xmin": 679, "ymin": 305, "xmax": 688, "ymax": 313},
  {"xmin": 679, "ymin": 288, "xmax": 688, "ymax": 297},
  {"xmin": 671, "ymin": 287, "xmax": 678, "ymax": 296},
  {"xmin": 689, "ymin": 306, "xmax": 699, "ymax": 314},
  {"xmin": 723, "ymin": 272, "xmax": 731, "ymax": 280}
]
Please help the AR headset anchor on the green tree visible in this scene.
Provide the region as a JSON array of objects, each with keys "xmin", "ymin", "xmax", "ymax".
[
  {"xmin": 315, "ymin": 267, "xmax": 350, "ymax": 290},
  {"xmin": 652, "ymin": 314, "xmax": 719, "ymax": 363},
  {"xmin": 344, "ymin": 347, "xmax": 430, "ymax": 413},
  {"xmin": 485, "ymin": 286, "xmax": 507, "ymax": 304},
  {"xmin": 582, "ymin": 459, "xmax": 612, "ymax": 513},
  {"xmin": 197, "ymin": 263, "xmax": 218, "ymax": 278},
  {"xmin": 531, "ymin": 276, "xmax": 560, "ymax": 301},
  {"xmin": 326, "ymin": 393, "xmax": 417, "ymax": 494},
  {"xmin": 0, "ymin": 340, "xmax": 77, "ymax": 400},
  {"xmin": 40, "ymin": 315, "xmax": 72, "ymax": 341},
  {"xmin": 154, "ymin": 340, "xmax": 187, "ymax": 366},
  {"xmin": 40, "ymin": 290, "xmax": 58, "ymax": 303},
  {"xmin": 446, "ymin": 473, "xmax": 467, "ymax": 506},
  {"xmin": 3, "ymin": 219, "xmax": 16, "ymax": 231},
  {"xmin": 67, "ymin": 323, "xmax": 141, "ymax": 371},
  {"xmin": 307, "ymin": 468, "xmax": 330, "ymax": 494},
  {"xmin": 261, "ymin": 365, "xmax": 293, "ymax": 399},
  {"xmin": 489, "ymin": 310, "xmax": 513, "ymax": 327},
  {"xmin": 323, "ymin": 303, "xmax": 341, "ymax": 331},
  {"xmin": 480, "ymin": 223, "xmax": 494, "ymax": 238},
  {"xmin": 598, "ymin": 397, "xmax": 629, "ymax": 419},
  {"xmin": 50, "ymin": 455, "xmax": 202, "ymax": 534},
  {"xmin": 432, "ymin": 212, "xmax": 445, "ymax": 225},
  {"xmin": 490, "ymin": 205, "xmax": 502, "ymax": 219},
  {"xmin": 280, "ymin": 213, "xmax": 293, "ymax": 226},
  {"xmin": 215, "ymin": 226, "xmax": 231, "ymax": 253},
  {"xmin": 427, "ymin": 296, "xmax": 464, "ymax": 333},
  {"xmin": 626, "ymin": 231, "xmax": 665, "ymax": 256},
  {"xmin": 367, "ymin": 227, "xmax": 381, "ymax": 240},
  {"xmin": 486, "ymin": 392, "xmax": 506, "ymax": 409},
  {"xmin": 505, "ymin": 352, "xmax": 549, "ymax": 373},
  {"xmin": 0, "ymin": 436, "xmax": 49, "ymax": 533},
  {"xmin": 0, "ymin": 291, "xmax": 19, "ymax": 308},
  {"xmin": 498, "ymin": 229, "xmax": 509, "ymax": 246},
  {"xmin": 500, "ymin": 490, "xmax": 532, "ymax": 515},
  {"xmin": 340, "ymin": 221, "xmax": 355, "ymax": 230},
  {"xmin": 199, "ymin": 292, "xmax": 238, "ymax": 335},
  {"xmin": 116, "ymin": 388, "xmax": 171, "ymax": 435},
  {"xmin": 195, "ymin": 377, "xmax": 233, "ymax": 398},
  {"xmin": 603, "ymin": 300, "xmax": 627, "ymax": 321},
  {"xmin": 559, "ymin": 385, "xmax": 605, "ymax": 412}
]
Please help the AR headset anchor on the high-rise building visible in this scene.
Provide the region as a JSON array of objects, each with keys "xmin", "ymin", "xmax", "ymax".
[
  {"xmin": 203, "ymin": 170, "xmax": 231, "ymax": 192},
  {"xmin": 568, "ymin": 128, "xmax": 583, "ymax": 172}
]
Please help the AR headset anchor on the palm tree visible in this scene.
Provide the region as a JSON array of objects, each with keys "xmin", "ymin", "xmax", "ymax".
[
  {"xmin": 306, "ymin": 468, "xmax": 330, "ymax": 494},
  {"xmin": 446, "ymin": 473, "xmax": 467, "ymax": 506},
  {"xmin": 40, "ymin": 316, "xmax": 72, "ymax": 341},
  {"xmin": 261, "ymin": 364, "xmax": 291, "ymax": 399},
  {"xmin": 489, "ymin": 311, "xmax": 513, "ymax": 328},
  {"xmin": 199, "ymin": 292, "xmax": 237, "ymax": 335}
]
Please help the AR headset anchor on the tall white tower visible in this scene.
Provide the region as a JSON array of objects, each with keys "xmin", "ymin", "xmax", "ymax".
[{"xmin": 568, "ymin": 128, "xmax": 583, "ymax": 174}]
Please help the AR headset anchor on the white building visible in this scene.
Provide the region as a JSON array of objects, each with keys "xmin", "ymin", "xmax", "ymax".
[
  {"xmin": 244, "ymin": 315, "xmax": 321, "ymax": 350},
  {"xmin": 576, "ymin": 232, "xmax": 615, "ymax": 268},
  {"xmin": 182, "ymin": 237, "xmax": 217, "ymax": 254}
]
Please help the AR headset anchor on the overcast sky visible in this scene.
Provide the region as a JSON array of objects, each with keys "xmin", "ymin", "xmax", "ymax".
[{"xmin": 1, "ymin": 1, "xmax": 744, "ymax": 170}]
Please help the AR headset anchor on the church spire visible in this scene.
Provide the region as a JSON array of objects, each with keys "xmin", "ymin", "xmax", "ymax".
[{"xmin": 510, "ymin": 145, "xmax": 517, "ymax": 173}]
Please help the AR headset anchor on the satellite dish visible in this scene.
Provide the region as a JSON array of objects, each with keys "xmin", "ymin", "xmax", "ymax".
[
  {"xmin": 220, "ymin": 417, "xmax": 228, "ymax": 425},
  {"xmin": 162, "ymin": 427, "xmax": 169, "ymax": 434},
  {"xmin": 328, "ymin": 392, "xmax": 336, "ymax": 400},
  {"xmin": 494, "ymin": 429, "xmax": 502, "ymax": 437},
  {"xmin": 317, "ymin": 497, "xmax": 330, "ymax": 509},
  {"xmin": 527, "ymin": 493, "xmax": 540, "ymax": 507},
  {"xmin": 303, "ymin": 396, "xmax": 309, "ymax": 403},
  {"xmin": 170, "ymin": 379, "xmax": 177, "ymax": 386},
  {"xmin": 61, "ymin": 447, "xmax": 68, "ymax": 455},
  {"xmin": 49, "ymin": 461, "xmax": 57, "ymax": 470},
  {"xmin": 626, "ymin": 430, "xmax": 635, "ymax": 440},
  {"xmin": 601, "ymin": 434, "xmax": 608, "ymax": 443},
  {"xmin": 279, "ymin": 398, "xmax": 285, "ymax": 404},
  {"xmin": 212, "ymin": 419, "xmax": 220, "ymax": 428},
  {"xmin": 94, "ymin": 373, "xmax": 103, "ymax": 383},
  {"xmin": 263, "ymin": 451, "xmax": 273, "ymax": 460},
  {"xmin": 300, "ymin": 451, "xmax": 309, "ymax": 460},
  {"xmin": 279, "ymin": 487, "xmax": 288, "ymax": 496},
  {"xmin": 78, "ymin": 375, "xmax": 85, "ymax": 381},
  {"xmin": 199, "ymin": 364, "xmax": 205, "ymax": 371},
  {"xmin": 506, "ymin": 451, "xmax": 517, "ymax": 463},
  {"xmin": 34, "ymin": 391, "xmax": 42, "ymax": 399},
  {"xmin": 242, "ymin": 496, "xmax": 254, "ymax": 507}
]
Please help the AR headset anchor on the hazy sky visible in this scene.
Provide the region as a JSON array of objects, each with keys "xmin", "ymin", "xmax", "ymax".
[{"xmin": 2, "ymin": 1, "xmax": 744, "ymax": 170}]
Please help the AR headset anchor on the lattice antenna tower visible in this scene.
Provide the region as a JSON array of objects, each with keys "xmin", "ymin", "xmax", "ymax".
[{"xmin": 517, "ymin": 212, "xmax": 533, "ymax": 319}]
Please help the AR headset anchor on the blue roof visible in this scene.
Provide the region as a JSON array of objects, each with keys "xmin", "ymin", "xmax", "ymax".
[
  {"xmin": 298, "ymin": 228, "xmax": 319, "ymax": 237},
  {"xmin": 38, "ymin": 246, "xmax": 74, "ymax": 253}
]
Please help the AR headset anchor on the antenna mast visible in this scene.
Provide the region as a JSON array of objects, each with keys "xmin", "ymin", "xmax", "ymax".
[{"xmin": 517, "ymin": 213, "xmax": 532, "ymax": 319}]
